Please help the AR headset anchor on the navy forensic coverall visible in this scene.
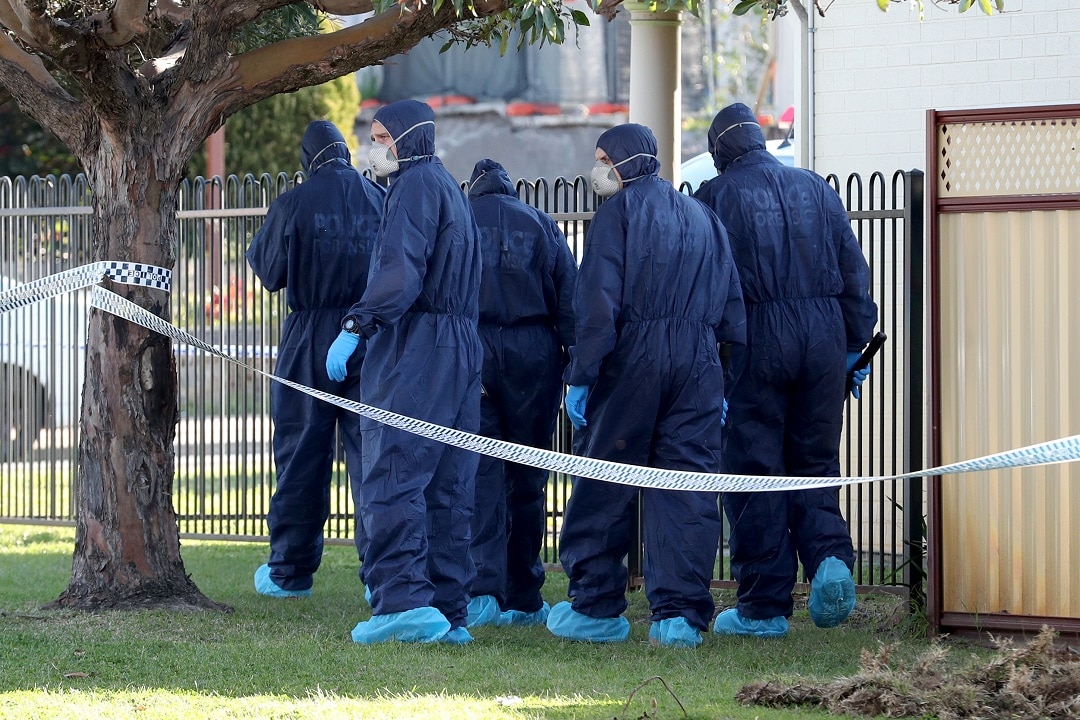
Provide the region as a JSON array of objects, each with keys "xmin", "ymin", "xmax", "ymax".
[
  {"xmin": 344, "ymin": 100, "xmax": 483, "ymax": 629},
  {"xmin": 694, "ymin": 103, "xmax": 879, "ymax": 620},
  {"xmin": 246, "ymin": 120, "xmax": 385, "ymax": 592},
  {"xmin": 466, "ymin": 159, "xmax": 577, "ymax": 613},
  {"xmin": 561, "ymin": 123, "xmax": 746, "ymax": 632}
]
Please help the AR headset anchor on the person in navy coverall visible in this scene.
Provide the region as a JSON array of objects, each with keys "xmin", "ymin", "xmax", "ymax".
[
  {"xmin": 464, "ymin": 158, "xmax": 577, "ymax": 629},
  {"xmin": 326, "ymin": 100, "xmax": 483, "ymax": 644},
  {"xmin": 694, "ymin": 102, "xmax": 878, "ymax": 637},
  {"xmin": 548, "ymin": 123, "xmax": 746, "ymax": 648},
  {"xmin": 247, "ymin": 120, "xmax": 385, "ymax": 599}
]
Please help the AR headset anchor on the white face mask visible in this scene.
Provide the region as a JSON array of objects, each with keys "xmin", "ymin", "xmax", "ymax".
[
  {"xmin": 368, "ymin": 120, "xmax": 435, "ymax": 177},
  {"xmin": 590, "ymin": 152, "xmax": 657, "ymax": 197}
]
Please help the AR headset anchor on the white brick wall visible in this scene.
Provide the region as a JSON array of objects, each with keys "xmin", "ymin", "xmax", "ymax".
[{"xmin": 809, "ymin": 0, "xmax": 1080, "ymax": 179}]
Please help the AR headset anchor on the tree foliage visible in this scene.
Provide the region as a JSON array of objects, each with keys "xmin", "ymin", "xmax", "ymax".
[
  {"xmin": 214, "ymin": 73, "xmax": 360, "ymax": 178},
  {"xmin": 188, "ymin": 13, "xmax": 362, "ymax": 179},
  {"xmin": 0, "ymin": 103, "xmax": 80, "ymax": 177}
]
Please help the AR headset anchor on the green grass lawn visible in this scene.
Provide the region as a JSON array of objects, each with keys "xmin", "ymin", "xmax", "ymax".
[{"xmin": 0, "ymin": 523, "xmax": 930, "ymax": 720}]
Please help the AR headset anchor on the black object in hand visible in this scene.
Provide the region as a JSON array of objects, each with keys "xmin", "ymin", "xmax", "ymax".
[{"xmin": 846, "ymin": 332, "xmax": 887, "ymax": 394}]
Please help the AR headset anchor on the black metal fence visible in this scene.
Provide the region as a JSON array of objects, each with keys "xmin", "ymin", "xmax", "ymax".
[{"xmin": 0, "ymin": 168, "xmax": 925, "ymax": 599}]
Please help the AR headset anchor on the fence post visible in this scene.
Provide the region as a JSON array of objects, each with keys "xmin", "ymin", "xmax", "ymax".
[{"xmin": 903, "ymin": 169, "xmax": 926, "ymax": 614}]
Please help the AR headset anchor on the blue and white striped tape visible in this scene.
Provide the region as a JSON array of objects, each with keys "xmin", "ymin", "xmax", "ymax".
[{"xmin": 3, "ymin": 264, "xmax": 1079, "ymax": 492}]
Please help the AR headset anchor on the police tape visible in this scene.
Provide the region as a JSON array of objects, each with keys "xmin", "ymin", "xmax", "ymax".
[
  {"xmin": 0, "ymin": 263, "xmax": 171, "ymax": 315},
  {"xmin": 4, "ymin": 264, "xmax": 1080, "ymax": 493}
]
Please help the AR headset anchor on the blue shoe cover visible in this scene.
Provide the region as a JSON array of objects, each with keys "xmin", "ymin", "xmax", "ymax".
[
  {"xmin": 649, "ymin": 617, "xmax": 703, "ymax": 648},
  {"xmin": 364, "ymin": 584, "xmax": 372, "ymax": 606},
  {"xmin": 439, "ymin": 627, "xmax": 474, "ymax": 644},
  {"xmin": 254, "ymin": 564, "xmax": 311, "ymax": 598},
  {"xmin": 809, "ymin": 556, "xmax": 857, "ymax": 628},
  {"xmin": 350, "ymin": 607, "xmax": 451, "ymax": 644},
  {"xmin": 500, "ymin": 602, "xmax": 551, "ymax": 627},
  {"xmin": 546, "ymin": 601, "xmax": 630, "ymax": 643},
  {"xmin": 712, "ymin": 608, "xmax": 788, "ymax": 638},
  {"xmin": 466, "ymin": 595, "xmax": 503, "ymax": 627}
]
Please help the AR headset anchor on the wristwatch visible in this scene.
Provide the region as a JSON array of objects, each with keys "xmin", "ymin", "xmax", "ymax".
[{"xmin": 341, "ymin": 316, "xmax": 361, "ymax": 335}]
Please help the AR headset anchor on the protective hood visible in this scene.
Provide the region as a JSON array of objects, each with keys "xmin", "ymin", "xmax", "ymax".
[
  {"xmin": 373, "ymin": 99, "xmax": 436, "ymax": 163},
  {"xmin": 300, "ymin": 120, "xmax": 351, "ymax": 175},
  {"xmin": 595, "ymin": 123, "xmax": 660, "ymax": 182},
  {"xmin": 468, "ymin": 158, "xmax": 516, "ymax": 200},
  {"xmin": 708, "ymin": 103, "xmax": 766, "ymax": 173}
]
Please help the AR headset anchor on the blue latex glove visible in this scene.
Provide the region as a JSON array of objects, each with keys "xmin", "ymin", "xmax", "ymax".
[
  {"xmin": 846, "ymin": 351, "xmax": 871, "ymax": 399},
  {"xmin": 326, "ymin": 330, "xmax": 360, "ymax": 382},
  {"xmin": 845, "ymin": 351, "xmax": 862, "ymax": 374},
  {"xmin": 850, "ymin": 365, "xmax": 871, "ymax": 399},
  {"xmin": 565, "ymin": 385, "xmax": 589, "ymax": 430},
  {"xmin": 721, "ymin": 398, "xmax": 728, "ymax": 428}
]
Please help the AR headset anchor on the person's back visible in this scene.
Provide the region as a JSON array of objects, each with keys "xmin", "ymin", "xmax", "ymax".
[
  {"xmin": 693, "ymin": 102, "xmax": 876, "ymax": 478},
  {"xmin": 464, "ymin": 159, "xmax": 576, "ymax": 628},
  {"xmin": 246, "ymin": 119, "xmax": 384, "ymax": 599},
  {"xmin": 328, "ymin": 99, "xmax": 483, "ymax": 645},
  {"xmin": 550, "ymin": 123, "xmax": 745, "ymax": 649},
  {"xmin": 693, "ymin": 118, "xmax": 871, "ymax": 315},
  {"xmin": 469, "ymin": 159, "xmax": 575, "ymax": 337},
  {"xmin": 692, "ymin": 102, "xmax": 877, "ymax": 639},
  {"xmin": 583, "ymin": 174, "xmax": 741, "ymax": 361}
]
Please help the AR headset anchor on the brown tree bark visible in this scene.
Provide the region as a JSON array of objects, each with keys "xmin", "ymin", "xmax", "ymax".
[{"xmin": 46, "ymin": 122, "xmax": 229, "ymax": 612}]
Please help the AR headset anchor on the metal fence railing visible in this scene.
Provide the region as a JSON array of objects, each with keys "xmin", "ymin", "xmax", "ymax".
[{"xmin": 0, "ymin": 169, "xmax": 925, "ymax": 600}]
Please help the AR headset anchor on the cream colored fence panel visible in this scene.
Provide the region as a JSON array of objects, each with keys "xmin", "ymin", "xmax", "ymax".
[{"xmin": 938, "ymin": 208, "xmax": 1080, "ymax": 619}]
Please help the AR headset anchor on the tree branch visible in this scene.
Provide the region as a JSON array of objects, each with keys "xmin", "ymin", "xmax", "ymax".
[
  {"xmin": 0, "ymin": 27, "xmax": 63, "ymax": 91},
  {"xmin": 229, "ymin": 0, "xmax": 503, "ymax": 102},
  {"xmin": 0, "ymin": 31, "xmax": 89, "ymax": 154},
  {"xmin": 151, "ymin": 0, "xmax": 190, "ymax": 24},
  {"xmin": 209, "ymin": 0, "xmax": 377, "ymax": 36},
  {"xmin": 311, "ymin": 0, "xmax": 376, "ymax": 13},
  {"xmin": 91, "ymin": 0, "xmax": 150, "ymax": 48},
  {"xmin": 0, "ymin": 0, "xmax": 49, "ymax": 47},
  {"xmin": 136, "ymin": 23, "xmax": 189, "ymax": 81},
  {"xmin": 593, "ymin": 0, "xmax": 625, "ymax": 21}
]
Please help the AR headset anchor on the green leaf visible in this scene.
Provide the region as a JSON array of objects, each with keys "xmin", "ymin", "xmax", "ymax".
[
  {"xmin": 877, "ymin": 0, "xmax": 890, "ymax": 10},
  {"xmin": 977, "ymin": 0, "xmax": 993, "ymax": 13},
  {"xmin": 439, "ymin": 39, "xmax": 454, "ymax": 53},
  {"xmin": 570, "ymin": 9, "xmax": 590, "ymax": 26},
  {"xmin": 958, "ymin": 0, "xmax": 974, "ymax": 11},
  {"xmin": 995, "ymin": 0, "xmax": 1006, "ymax": 9},
  {"xmin": 732, "ymin": 0, "xmax": 758, "ymax": 16},
  {"xmin": 540, "ymin": 4, "xmax": 555, "ymax": 31},
  {"xmin": 521, "ymin": 3, "xmax": 535, "ymax": 20}
]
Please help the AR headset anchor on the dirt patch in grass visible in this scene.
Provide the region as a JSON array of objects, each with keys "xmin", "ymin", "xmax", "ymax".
[{"xmin": 737, "ymin": 626, "xmax": 1080, "ymax": 719}]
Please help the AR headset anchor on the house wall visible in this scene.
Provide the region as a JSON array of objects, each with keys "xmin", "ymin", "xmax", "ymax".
[{"xmin": 810, "ymin": 0, "xmax": 1080, "ymax": 179}]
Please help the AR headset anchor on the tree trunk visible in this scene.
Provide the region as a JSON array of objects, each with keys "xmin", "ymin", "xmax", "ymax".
[{"xmin": 46, "ymin": 124, "xmax": 230, "ymax": 613}]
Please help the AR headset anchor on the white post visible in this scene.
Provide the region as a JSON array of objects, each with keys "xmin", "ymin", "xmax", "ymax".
[{"xmin": 624, "ymin": 2, "xmax": 683, "ymax": 184}]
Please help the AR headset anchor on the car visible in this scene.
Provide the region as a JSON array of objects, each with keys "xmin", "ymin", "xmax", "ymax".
[
  {"xmin": 679, "ymin": 134, "xmax": 796, "ymax": 192},
  {"xmin": 0, "ymin": 276, "xmax": 88, "ymax": 461}
]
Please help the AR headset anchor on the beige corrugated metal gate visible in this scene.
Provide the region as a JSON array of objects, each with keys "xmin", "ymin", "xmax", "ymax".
[{"xmin": 927, "ymin": 105, "xmax": 1080, "ymax": 638}]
